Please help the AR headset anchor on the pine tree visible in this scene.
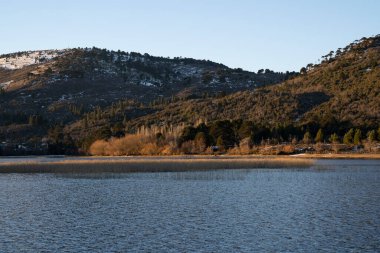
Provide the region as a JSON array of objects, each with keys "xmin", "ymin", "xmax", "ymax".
[
  {"xmin": 194, "ymin": 132, "xmax": 207, "ymax": 152},
  {"xmin": 329, "ymin": 133, "xmax": 339, "ymax": 143},
  {"xmin": 83, "ymin": 117, "xmax": 88, "ymax": 128},
  {"xmin": 367, "ymin": 130, "xmax": 376, "ymax": 142},
  {"xmin": 28, "ymin": 115, "xmax": 35, "ymax": 125},
  {"xmin": 343, "ymin": 129, "xmax": 354, "ymax": 145},
  {"xmin": 353, "ymin": 129, "xmax": 362, "ymax": 145},
  {"xmin": 303, "ymin": 131, "xmax": 312, "ymax": 144},
  {"xmin": 314, "ymin": 129, "xmax": 324, "ymax": 143},
  {"xmin": 122, "ymin": 116, "xmax": 128, "ymax": 126},
  {"xmin": 216, "ymin": 136, "xmax": 225, "ymax": 150}
]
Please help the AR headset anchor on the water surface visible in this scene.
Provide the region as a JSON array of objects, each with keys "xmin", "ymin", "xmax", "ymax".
[{"xmin": 0, "ymin": 159, "xmax": 379, "ymax": 252}]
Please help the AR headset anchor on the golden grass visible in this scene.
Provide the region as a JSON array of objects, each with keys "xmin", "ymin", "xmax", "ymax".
[
  {"xmin": 290, "ymin": 153, "xmax": 380, "ymax": 159},
  {"xmin": 0, "ymin": 157, "xmax": 314, "ymax": 173}
]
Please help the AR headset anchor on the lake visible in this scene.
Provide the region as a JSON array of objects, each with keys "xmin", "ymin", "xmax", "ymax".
[{"xmin": 0, "ymin": 159, "xmax": 379, "ymax": 252}]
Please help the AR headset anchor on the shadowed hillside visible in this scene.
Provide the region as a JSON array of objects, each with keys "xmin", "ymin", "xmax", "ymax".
[{"xmin": 119, "ymin": 35, "xmax": 380, "ymax": 131}]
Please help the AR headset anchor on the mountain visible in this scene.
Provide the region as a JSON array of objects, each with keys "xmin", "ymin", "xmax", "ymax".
[
  {"xmin": 116, "ymin": 35, "xmax": 380, "ymax": 132},
  {"xmin": 0, "ymin": 35, "xmax": 379, "ymax": 155},
  {"xmin": 140, "ymin": 36, "xmax": 380, "ymax": 123},
  {"xmin": 0, "ymin": 47, "xmax": 292, "ymax": 114},
  {"xmin": 0, "ymin": 47, "xmax": 292, "ymax": 153}
]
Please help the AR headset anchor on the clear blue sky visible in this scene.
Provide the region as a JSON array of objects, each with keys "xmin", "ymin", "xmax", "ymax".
[{"xmin": 1, "ymin": 0, "xmax": 379, "ymax": 72}]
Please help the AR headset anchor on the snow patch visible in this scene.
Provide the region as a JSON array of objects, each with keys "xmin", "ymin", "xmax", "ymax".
[
  {"xmin": 140, "ymin": 80, "xmax": 155, "ymax": 87},
  {"xmin": 0, "ymin": 80, "xmax": 13, "ymax": 89},
  {"xmin": 0, "ymin": 50, "xmax": 66, "ymax": 70}
]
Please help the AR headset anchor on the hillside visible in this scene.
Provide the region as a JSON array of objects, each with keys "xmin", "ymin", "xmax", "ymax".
[
  {"xmin": 68, "ymin": 36, "xmax": 380, "ymax": 142},
  {"xmin": 0, "ymin": 47, "xmax": 291, "ymax": 110},
  {"xmin": 127, "ymin": 36, "xmax": 380, "ymax": 129},
  {"xmin": 0, "ymin": 35, "xmax": 379, "ymax": 155},
  {"xmin": 0, "ymin": 48, "xmax": 292, "ymax": 154}
]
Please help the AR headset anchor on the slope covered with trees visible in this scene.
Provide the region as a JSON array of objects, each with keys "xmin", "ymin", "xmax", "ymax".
[
  {"xmin": 0, "ymin": 47, "xmax": 292, "ymax": 154},
  {"xmin": 79, "ymin": 36, "xmax": 380, "ymax": 155},
  {"xmin": 0, "ymin": 35, "xmax": 379, "ymax": 155},
  {"xmin": 119, "ymin": 35, "xmax": 380, "ymax": 130}
]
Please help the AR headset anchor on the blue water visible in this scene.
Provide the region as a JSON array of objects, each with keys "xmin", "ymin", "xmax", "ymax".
[{"xmin": 0, "ymin": 159, "xmax": 379, "ymax": 252}]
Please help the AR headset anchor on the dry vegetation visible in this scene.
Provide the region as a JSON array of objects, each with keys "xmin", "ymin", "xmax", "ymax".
[
  {"xmin": 89, "ymin": 125, "xmax": 184, "ymax": 156},
  {"xmin": 0, "ymin": 157, "xmax": 314, "ymax": 173},
  {"xmin": 293, "ymin": 153, "xmax": 380, "ymax": 159}
]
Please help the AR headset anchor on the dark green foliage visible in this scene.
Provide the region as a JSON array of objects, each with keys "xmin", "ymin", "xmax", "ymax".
[
  {"xmin": 0, "ymin": 112, "xmax": 28, "ymax": 126},
  {"xmin": 175, "ymin": 119, "xmax": 365, "ymax": 151},
  {"xmin": 112, "ymin": 122, "xmax": 125, "ymax": 137},
  {"xmin": 202, "ymin": 72, "xmax": 213, "ymax": 84},
  {"xmin": 44, "ymin": 67, "xmax": 53, "ymax": 75},
  {"xmin": 28, "ymin": 115, "xmax": 44, "ymax": 126},
  {"xmin": 209, "ymin": 121, "xmax": 237, "ymax": 148},
  {"xmin": 367, "ymin": 130, "xmax": 376, "ymax": 142},
  {"xmin": 216, "ymin": 136, "xmax": 225, "ymax": 150},
  {"xmin": 353, "ymin": 129, "xmax": 362, "ymax": 145},
  {"xmin": 329, "ymin": 133, "xmax": 339, "ymax": 143},
  {"xmin": 315, "ymin": 129, "xmax": 324, "ymax": 143},
  {"xmin": 97, "ymin": 125, "xmax": 113, "ymax": 140},
  {"xmin": 237, "ymin": 121, "xmax": 255, "ymax": 140},
  {"xmin": 47, "ymin": 125, "xmax": 77, "ymax": 155},
  {"xmin": 155, "ymin": 132, "xmax": 165, "ymax": 146},
  {"xmin": 68, "ymin": 104, "xmax": 84, "ymax": 116},
  {"xmin": 343, "ymin": 129, "xmax": 354, "ymax": 145},
  {"xmin": 179, "ymin": 126, "xmax": 197, "ymax": 145},
  {"xmin": 194, "ymin": 132, "xmax": 207, "ymax": 151},
  {"xmin": 303, "ymin": 131, "xmax": 312, "ymax": 144}
]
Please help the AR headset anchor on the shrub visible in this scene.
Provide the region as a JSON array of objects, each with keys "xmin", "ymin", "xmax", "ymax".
[
  {"xmin": 89, "ymin": 140, "xmax": 108, "ymax": 155},
  {"xmin": 140, "ymin": 142, "xmax": 161, "ymax": 155}
]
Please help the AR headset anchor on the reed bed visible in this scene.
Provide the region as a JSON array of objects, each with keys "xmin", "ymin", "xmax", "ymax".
[
  {"xmin": 0, "ymin": 157, "xmax": 314, "ymax": 173},
  {"xmin": 292, "ymin": 153, "xmax": 380, "ymax": 159}
]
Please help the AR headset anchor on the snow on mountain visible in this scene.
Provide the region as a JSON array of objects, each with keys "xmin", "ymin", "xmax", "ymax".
[
  {"xmin": 0, "ymin": 80, "xmax": 13, "ymax": 89},
  {"xmin": 0, "ymin": 50, "xmax": 67, "ymax": 70}
]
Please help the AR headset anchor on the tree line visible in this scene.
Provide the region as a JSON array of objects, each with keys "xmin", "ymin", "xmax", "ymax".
[{"xmin": 89, "ymin": 120, "xmax": 380, "ymax": 156}]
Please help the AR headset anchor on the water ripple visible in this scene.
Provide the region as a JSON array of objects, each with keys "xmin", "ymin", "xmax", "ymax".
[{"xmin": 0, "ymin": 160, "xmax": 379, "ymax": 252}]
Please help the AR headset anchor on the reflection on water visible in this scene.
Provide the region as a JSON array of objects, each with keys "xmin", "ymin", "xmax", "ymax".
[
  {"xmin": 57, "ymin": 173, "xmax": 136, "ymax": 180},
  {"xmin": 58, "ymin": 169, "xmax": 253, "ymax": 181},
  {"xmin": 167, "ymin": 169, "xmax": 252, "ymax": 181},
  {"xmin": 0, "ymin": 159, "xmax": 379, "ymax": 252}
]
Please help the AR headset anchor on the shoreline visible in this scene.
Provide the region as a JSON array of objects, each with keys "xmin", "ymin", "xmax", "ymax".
[
  {"xmin": 0, "ymin": 156, "xmax": 315, "ymax": 173},
  {"xmin": 0, "ymin": 154, "xmax": 379, "ymax": 173},
  {"xmin": 1, "ymin": 153, "xmax": 380, "ymax": 160},
  {"xmin": 287, "ymin": 153, "xmax": 380, "ymax": 159}
]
